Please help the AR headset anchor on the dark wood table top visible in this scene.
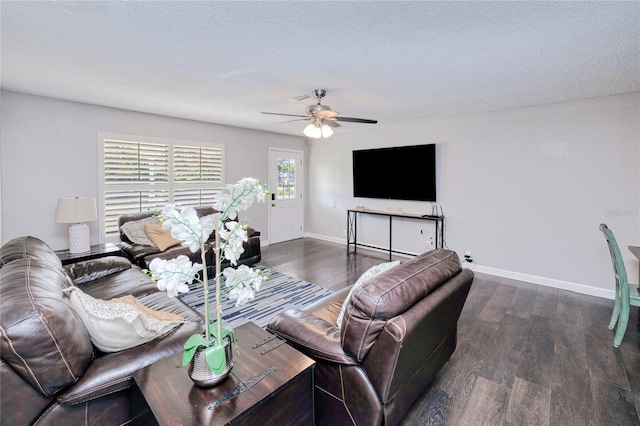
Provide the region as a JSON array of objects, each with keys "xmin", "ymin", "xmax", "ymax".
[
  {"xmin": 54, "ymin": 243, "xmax": 123, "ymax": 265},
  {"xmin": 133, "ymin": 321, "xmax": 314, "ymax": 425}
]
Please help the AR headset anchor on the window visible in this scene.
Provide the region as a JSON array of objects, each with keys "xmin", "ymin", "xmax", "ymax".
[
  {"xmin": 276, "ymin": 157, "xmax": 296, "ymax": 200},
  {"xmin": 100, "ymin": 135, "xmax": 223, "ymax": 238}
]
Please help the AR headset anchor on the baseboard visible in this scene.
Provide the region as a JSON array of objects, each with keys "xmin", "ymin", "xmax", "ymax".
[
  {"xmin": 304, "ymin": 232, "xmax": 343, "ymax": 245},
  {"xmin": 304, "ymin": 232, "xmax": 614, "ymax": 300},
  {"xmin": 304, "ymin": 232, "xmax": 415, "ymax": 259},
  {"xmin": 473, "ymin": 265, "xmax": 614, "ymax": 300}
]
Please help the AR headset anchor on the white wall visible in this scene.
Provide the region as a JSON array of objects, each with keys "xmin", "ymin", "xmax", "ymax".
[
  {"xmin": 0, "ymin": 91, "xmax": 304, "ymax": 249},
  {"xmin": 306, "ymin": 93, "xmax": 640, "ymax": 298},
  {"xmin": 3, "ymin": 90, "xmax": 638, "ymax": 298}
]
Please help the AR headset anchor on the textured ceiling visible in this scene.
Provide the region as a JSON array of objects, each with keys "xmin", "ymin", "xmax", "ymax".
[{"xmin": 1, "ymin": 1, "xmax": 639, "ymax": 137}]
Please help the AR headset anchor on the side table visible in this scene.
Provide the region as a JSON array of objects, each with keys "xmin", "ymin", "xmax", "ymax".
[
  {"xmin": 132, "ymin": 321, "xmax": 315, "ymax": 425},
  {"xmin": 55, "ymin": 243, "xmax": 125, "ymax": 265}
]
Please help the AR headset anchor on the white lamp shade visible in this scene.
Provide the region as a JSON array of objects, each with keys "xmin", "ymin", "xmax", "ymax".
[{"xmin": 56, "ymin": 197, "xmax": 98, "ymax": 224}]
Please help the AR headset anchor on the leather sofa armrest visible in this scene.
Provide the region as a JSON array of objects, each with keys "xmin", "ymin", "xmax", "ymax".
[
  {"xmin": 267, "ymin": 309, "xmax": 356, "ymax": 365},
  {"xmin": 245, "ymin": 226, "xmax": 260, "ymax": 237},
  {"xmin": 57, "ymin": 320, "xmax": 202, "ymax": 405},
  {"xmin": 64, "ymin": 257, "xmax": 133, "ymax": 285},
  {"xmin": 117, "ymin": 241, "xmax": 134, "ymax": 250},
  {"xmin": 117, "ymin": 242, "xmax": 161, "ymax": 262}
]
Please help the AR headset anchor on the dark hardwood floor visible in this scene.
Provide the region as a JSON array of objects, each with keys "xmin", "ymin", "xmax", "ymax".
[{"xmin": 259, "ymin": 238, "xmax": 640, "ymax": 426}]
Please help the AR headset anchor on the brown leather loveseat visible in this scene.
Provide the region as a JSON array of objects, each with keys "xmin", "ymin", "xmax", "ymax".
[
  {"xmin": 0, "ymin": 236, "xmax": 203, "ymax": 425},
  {"xmin": 117, "ymin": 206, "xmax": 261, "ymax": 274},
  {"xmin": 267, "ymin": 249, "xmax": 474, "ymax": 425}
]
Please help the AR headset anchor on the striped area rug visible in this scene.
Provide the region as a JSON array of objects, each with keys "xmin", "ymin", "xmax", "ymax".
[{"xmin": 178, "ymin": 268, "xmax": 334, "ymax": 329}]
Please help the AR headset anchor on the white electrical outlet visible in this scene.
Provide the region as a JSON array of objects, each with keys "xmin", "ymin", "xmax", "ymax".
[
  {"xmin": 464, "ymin": 250, "xmax": 474, "ymax": 263},
  {"xmin": 421, "ymin": 229, "xmax": 434, "ymax": 249}
]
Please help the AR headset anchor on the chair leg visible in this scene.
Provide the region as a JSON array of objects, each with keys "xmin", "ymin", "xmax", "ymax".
[
  {"xmin": 609, "ymin": 288, "xmax": 622, "ymax": 330},
  {"xmin": 613, "ymin": 303, "xmax": 630, "ymax": 348}
]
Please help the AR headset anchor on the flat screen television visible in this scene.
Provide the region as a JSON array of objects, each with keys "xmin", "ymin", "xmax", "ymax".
[{"xmin": 352, "ymin": 144, "xmax": 436, "ymax": 202}]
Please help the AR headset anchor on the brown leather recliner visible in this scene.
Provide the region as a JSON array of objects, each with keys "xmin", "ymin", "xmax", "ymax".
[
  {"xmin": 0, "ymin": 236, "xmax": 203, "ymax": 425},
  {"xmin": 267, "ymin": 249, "xmax": 474, "ymax": 425}
]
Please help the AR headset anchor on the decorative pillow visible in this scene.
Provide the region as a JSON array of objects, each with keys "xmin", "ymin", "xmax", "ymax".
[
  {"xmin": 144, "ymin": 222, "xmax": 182, "ymax": 251},
  {"xmin": 336, "ymin": 261, "xmax": 400, "ymax": 328},
  {"xmin": 63, "ymin": 286, "xmax": 185, "ymax": 352},
  {"xmin": 120, "ymin": 217, "xmax": 157, "ymax": 246}
]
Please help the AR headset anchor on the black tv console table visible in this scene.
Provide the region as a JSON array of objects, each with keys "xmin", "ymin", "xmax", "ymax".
[{"xmin": 347, "ymin": 208, "xmax": 445, "ymax": 261}]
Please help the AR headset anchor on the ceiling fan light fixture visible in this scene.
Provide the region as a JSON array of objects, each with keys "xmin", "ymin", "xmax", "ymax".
[
  {"xmin": 304, "ymin": 118, "xmax": 333, "ymax": 139},
  {"xmin": 303, "ymin": 122, "xmax": 322, "ymax": 138},
  {"xmin": 320, "ymin": 124, "xmax": 333, "ymax": 138},
  {"xmin": 264, "ymin": 89, "xmax": 377, "ymax": 138}
]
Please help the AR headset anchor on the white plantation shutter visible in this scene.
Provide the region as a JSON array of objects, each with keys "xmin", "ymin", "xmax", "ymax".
[
  {"xmin": 174, "ymin": 145, "xmax": 222, "ymax": 182},
  {"xmin": 101, "ymin": 138, "xmax": 224, "ymax": 238},
  {"xmin": 104, "ymin": 141, "xmax": 169, "ymax": 184},
  {"xmin": 173, "ymin": 145, "xmax": 222, "ymax": 207},
  {"xmin": 174, "ymin": 188, "xmax": 219, "ymax": 208},
  {"xmin": 103, "ymin": 190, "xmax": 170, "ymax": 236}
]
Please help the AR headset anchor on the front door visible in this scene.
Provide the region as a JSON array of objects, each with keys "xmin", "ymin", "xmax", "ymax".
[{"xmin": 268, "ymin": 148, "xmax": 304, "ymax": 244}]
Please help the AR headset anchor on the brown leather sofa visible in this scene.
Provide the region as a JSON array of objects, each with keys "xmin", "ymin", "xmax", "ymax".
[
  {"xmin": 117, "ymin": 206, "xmax": 262, "ymax": 274},
  {"xmin": 267, "ymin": 249, "xmax": 474, "ymax": 425},
  {"xmin": 0, "ymin": 236, "xmax": 203, "ymax": 425}
]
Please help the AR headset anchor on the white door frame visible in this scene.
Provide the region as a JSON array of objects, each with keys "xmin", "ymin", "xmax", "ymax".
[{"xmin": 268, "ymin": 147, "xmax": 304, "ymax": 245}]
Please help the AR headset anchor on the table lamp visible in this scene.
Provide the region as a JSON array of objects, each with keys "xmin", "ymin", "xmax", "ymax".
[{"xmin": 56, "ymin": 196, "xmax": 98, "ymax": 253}]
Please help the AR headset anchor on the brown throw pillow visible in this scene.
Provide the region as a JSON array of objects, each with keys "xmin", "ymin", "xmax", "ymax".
[{"xmin": 144, "ymin": 222, "xmax": 182, "ymax": 251}]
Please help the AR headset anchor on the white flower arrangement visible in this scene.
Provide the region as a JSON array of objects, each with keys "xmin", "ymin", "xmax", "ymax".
[{"xmin": 144, "ymin": 177, "xmax": 268, "ymax": 374}]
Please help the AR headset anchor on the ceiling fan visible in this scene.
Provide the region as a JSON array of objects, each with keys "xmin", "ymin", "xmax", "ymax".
[{"xmin": 261, "ymin": 89, "xmax": 377, "ymax": 138}]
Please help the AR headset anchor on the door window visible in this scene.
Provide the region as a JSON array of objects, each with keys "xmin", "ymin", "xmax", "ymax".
[{"xmin": 277, "ymin": 158, "xmax": 296, "ymax": 200}]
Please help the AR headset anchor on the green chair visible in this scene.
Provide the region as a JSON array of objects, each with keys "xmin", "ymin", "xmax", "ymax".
[{"xmin": 599, "ymin": 223, "xmax": 640, "ymax": 347}]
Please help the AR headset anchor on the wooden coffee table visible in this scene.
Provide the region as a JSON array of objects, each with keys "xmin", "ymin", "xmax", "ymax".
[{"xmin": 132, "ymin": 321, "xmax": 315, "ymax": 425}]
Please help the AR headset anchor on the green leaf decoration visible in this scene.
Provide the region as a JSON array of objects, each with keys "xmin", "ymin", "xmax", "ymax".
[
  {"xmin": 182, "ymin": 333, "xmax": 208, "ymax": 366},
  {"xmin": 209, "ymin": 325, "xmax": 235, "ymax": 344},
  {"xmin": 205, "ymin": 344, "xmax": 227, "ymax": 375},
  {"xmin": 221, "ymin": 327, "xmax": 234, "ymax": 340},
  {"xmin": 209, "ymin": 325, "xmax": 220, "ymax": 341},
  {"xmin": 226, "ymin": 328, "xmax": 239, "ymax": 353}
]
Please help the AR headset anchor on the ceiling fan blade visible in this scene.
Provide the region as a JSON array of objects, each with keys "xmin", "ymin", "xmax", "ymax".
[
  {"xmin": 323, "ymin": 120, "xmax": 340, "ymax": 128},
  {"xmin": 289, "ymin": 94, "xmax": 312, "ymax": 102},
  {"xmin": 262, "ymin": 112, "xmax": 308, "ymax": 118},
  {"xmin": 335, "ymin": 116, "xmax": 378, "ymax": 124},
  {"xmin": 280, "ymin": 118, "xmax": 310, "ymax": 123}
]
